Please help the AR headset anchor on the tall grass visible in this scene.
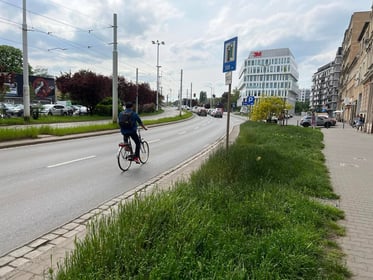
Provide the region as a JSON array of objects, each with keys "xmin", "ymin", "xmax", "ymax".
[{"xmin": 54, "ymin": 121, "xmax": 349, "ymax": 279}]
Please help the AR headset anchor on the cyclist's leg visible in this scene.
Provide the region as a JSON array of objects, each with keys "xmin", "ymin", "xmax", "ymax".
[
  {"xmin": 130, "ymin": 132, "xmax": 141, "ymax": 157},
  {"xmin": 122, "ymin": 134, "xmax": 129, "ymax": 144}
]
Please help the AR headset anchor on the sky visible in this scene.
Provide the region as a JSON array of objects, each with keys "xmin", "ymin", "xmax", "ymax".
[{"xmin": 0, "ymin": 0, "xmax": 372, "ymax": 101}]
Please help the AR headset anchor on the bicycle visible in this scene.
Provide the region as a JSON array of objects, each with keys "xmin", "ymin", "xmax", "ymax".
[{"xmin": 117, "ymin": 128, "xmax": 149, "ymax": 171}]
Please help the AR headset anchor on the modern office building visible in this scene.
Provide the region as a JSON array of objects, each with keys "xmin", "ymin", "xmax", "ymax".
[
  {"xmin": 238, "ymin": 48, "xmax": 299, "ymax": 114},
  {"xmin": 310, "ymin": 47, "xmax": 342, "ymax": 115}
]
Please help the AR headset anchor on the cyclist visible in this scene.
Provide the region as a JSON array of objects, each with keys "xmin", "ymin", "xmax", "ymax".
[{"xmin": 118, "ymin": 102, "xmax": 147, "ymax": 164}]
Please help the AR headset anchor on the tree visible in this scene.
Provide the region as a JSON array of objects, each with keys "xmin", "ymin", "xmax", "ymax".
[
  {"xmin": 251, "ymin": 97, "xmax": 291, "ymax": 121},
  {"xmin": 0, "ymin": 45, "xmax": 23, "ymax": 74},
  {"xmin": 56, "ymin": 71, "xmax": 157, "ymax": 114},
  {"xmin": 220, "ymin": 89, "xmax": 240, "ymax": 112},
  {"xmin": 56, "ymin": 70, "xmax": 111, "ymax": 113},
  {"xmin": 199, "ymin": 91, "xmax": 207, "ymax": 105},
  {"xmin": 220, "ymin": 91, "xmax": 231, "ymax": 110},
  {"xmin": 295, "ymin": 101, "xmax": 310, "ymax": 114},
  {"xmin": 33, "ymin": 67, "xmax": 50, "ymax": 77}
]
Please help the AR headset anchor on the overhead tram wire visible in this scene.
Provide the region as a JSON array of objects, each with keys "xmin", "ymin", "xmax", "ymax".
[
  {"xmin": 1, "ymin": 0, "xmax": 180, "ymax": 90},
  {"xmin": 1, "ymin": 0, "xmax": 113, "ymax": 55}
]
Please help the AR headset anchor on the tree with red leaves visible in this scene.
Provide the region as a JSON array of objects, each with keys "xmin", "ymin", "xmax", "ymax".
[{"xmin": 57, "ymin": 70, "xmax": 158, "ymax": 113}]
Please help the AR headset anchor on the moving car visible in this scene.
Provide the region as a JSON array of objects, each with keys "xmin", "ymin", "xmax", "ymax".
[
  {"xmin": 197, "ymin": 107, "xmax": 207, "ymax": 116},
  {"xmin": 211, "ymin": 108, "xmax": 223, "ymax": 118}
]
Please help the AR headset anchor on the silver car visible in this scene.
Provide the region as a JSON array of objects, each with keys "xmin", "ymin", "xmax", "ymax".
[
  {"xmin": 300, "ymin": 115, "xmax": 333, "ymax": 127},
  {"xmin": 40, "ymin": 104, "xmax": 69, "ymax": 116}
]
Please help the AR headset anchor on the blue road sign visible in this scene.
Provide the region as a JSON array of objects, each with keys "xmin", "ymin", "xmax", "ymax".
[
  {"xmin": 223, "ymin": 36, "xmax": 238, "ymax": 73},
  {"xmin": 247, "ymin": 96, "xmax": 255, "ymax": 105}
]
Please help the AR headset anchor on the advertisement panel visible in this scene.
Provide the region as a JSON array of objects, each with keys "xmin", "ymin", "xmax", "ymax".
[{"xmin": 12, "ymin": 74, "xmax": 55, "ymax": 102}]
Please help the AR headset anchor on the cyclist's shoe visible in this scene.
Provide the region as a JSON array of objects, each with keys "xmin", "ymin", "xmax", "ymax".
[{"xmin": 133, "ymin": 157, "xmax": 141, "ymax": 164}]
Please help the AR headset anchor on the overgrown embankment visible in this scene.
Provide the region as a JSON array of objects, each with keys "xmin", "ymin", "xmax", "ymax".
[{"xmin": 53, "ymin": 122, "xmax": 349, "ymax": 279}]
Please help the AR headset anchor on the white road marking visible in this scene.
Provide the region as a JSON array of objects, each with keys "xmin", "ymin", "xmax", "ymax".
[
  {"xmin": 339, "ymin": 162, "xmax": 359, "ymax": 168},
  {"xmin": 148, "ymin": 139, "xmax": 161, "ymax": 144},
  {"xmin": 47, "ymin": 155, "xmax": 96, "ymax": 168}
]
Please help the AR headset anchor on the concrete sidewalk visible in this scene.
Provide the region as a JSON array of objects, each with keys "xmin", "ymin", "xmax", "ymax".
[{"xmin": 322, "ymin": 124, "xmax": 373, "ymax": 280}]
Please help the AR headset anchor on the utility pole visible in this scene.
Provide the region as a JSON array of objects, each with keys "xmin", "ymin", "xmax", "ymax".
[
  {"xmin": 179, "ymin": 69, "xmax": 183, "ymax": 116},
  {"xmin": 190, "ymin": 82, "xmax": 192, "ymax": 108},
  {"xmin": 22, "ymin": 0, "xmax": 30, "ymax": 121},
  {"xmin": 136, "ymin": 68, "xmax": 138, "ymax": 113},
  {"xmin": 152, "ymin": 40, "xmax": 165, "ymax": 111},
  {"xmin": 112, "ymin": 13, "xmax": 118, "ymax": 122}
]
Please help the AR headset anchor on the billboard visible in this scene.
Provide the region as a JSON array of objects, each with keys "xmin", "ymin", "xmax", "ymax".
[{"xmin": 10, "ymin": 74, "xmax": 56, "ymax": 102}]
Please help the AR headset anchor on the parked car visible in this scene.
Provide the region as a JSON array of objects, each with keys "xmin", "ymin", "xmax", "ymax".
[
  {"xmin": 319, "ymin": 115, "xmax": 336, "ymax": 126},
  {"xmin": 300, "ymin": 115, "xmax": 333, "ymax": 127},
  {"xmin": 40, "ymin": 104, "xmax": 69, "ymax": 116},
  {"xmin": 266, "ymin": 115, "xmax": 278, "ymax": 123},
  {"xmin": 72, "ymin": 105, "xmax": 88, "ymax": 115},
  {"xmin": 0, "ymin": 103, "xmax": 24, "ymax": 117}
]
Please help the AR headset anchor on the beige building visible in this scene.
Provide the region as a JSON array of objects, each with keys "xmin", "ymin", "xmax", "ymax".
[
  {"xmin": 358, "ymin": 8, "xmax": 373, "ymax": 134},
  {"xmin": 340, "ymin": 10, "xmax": 372, "ymax": 133}
]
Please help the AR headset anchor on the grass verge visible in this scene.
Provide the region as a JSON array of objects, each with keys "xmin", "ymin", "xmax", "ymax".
[
  {"xmin": 0, "ymin": 111, "xmax": 192, "ymax": 142},
  {"xmin": 53, "ymin": 121, "xmax": 350, "ymax": 279}
]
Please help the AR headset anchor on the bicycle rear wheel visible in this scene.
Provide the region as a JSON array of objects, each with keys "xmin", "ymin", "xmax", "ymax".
[
  {"xmin": 117, "ymin": 145, "xmax": 132, "ymax": 171},
  {"xmin": 139, "ymin": 141, "xmax": 149, "ymax": 164}
]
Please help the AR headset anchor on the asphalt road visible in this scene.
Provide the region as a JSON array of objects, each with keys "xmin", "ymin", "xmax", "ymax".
[{"xmin": 0, "ymin": 113, "xmax": 245, "ymax": 257}]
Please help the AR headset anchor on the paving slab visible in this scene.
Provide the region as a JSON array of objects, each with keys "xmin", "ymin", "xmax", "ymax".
[{"xmin": 322, "ymin": 124, "xmax": 373, "ymax": 280}]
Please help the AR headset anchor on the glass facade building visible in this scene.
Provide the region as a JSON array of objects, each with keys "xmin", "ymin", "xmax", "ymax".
[{"xmin": 238, "ymin": 48, "xmax": 299, "ymax": 114}]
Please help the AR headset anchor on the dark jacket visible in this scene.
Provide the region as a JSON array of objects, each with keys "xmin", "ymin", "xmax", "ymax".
[{"xmin": 118, "ymin": 109, "xmax": 143, "ymax": 134}]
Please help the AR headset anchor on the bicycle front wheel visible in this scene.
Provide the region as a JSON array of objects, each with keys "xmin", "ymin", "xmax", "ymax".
[
  {"xmin": 139, "ymin": 141, "xmax": 149, "ymax": 164},
  {"xmin": 117, "ymin": 146, "xmax": 132, "ymax": 171}
]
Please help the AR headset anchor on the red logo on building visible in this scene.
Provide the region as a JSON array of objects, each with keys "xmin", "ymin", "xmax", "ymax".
[{"xmin": 253, "ymin": 51, "xmax": 262, "ymax": 57}]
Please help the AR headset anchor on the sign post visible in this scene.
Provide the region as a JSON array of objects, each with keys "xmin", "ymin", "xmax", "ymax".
[{"xmin": 223, "ymin": 36, "xmax": 238, "ymax": 150}]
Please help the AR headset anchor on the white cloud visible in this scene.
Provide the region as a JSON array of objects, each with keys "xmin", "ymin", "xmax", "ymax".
[{"xmin": 0, "ymin": 0, "xmax": 372, "ymax": 98}]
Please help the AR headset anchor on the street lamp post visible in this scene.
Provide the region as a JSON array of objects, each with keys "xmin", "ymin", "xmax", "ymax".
[{"xmin": 152, "ymin": 40, "xmax": 165, "ymax": 111}]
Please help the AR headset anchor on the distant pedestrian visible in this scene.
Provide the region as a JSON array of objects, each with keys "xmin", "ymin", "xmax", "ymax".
[
  {"xmin": 311, "ymin": 112, "xmax": 316, "ymax": 128},
  {"xmin": 356, "ymin": 114, "xmax": 365, "ymax": 131}
]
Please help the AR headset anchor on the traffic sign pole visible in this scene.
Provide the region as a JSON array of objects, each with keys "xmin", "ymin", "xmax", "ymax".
[{"xmin": 222, "ymin": 37, "xmax": 238, "ymax": 150}]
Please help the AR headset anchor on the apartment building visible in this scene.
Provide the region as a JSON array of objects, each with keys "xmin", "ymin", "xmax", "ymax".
[
  {"xmin": 238, "ymin": 48, "xmax": 299, "ymax": 115},
  {"xmin": 359, "ymin": 9, "xmax": 373, "ymax": 134},
  {"xmin": 310, "ymin": 47, "xmax": 342, "ymax": 115},
  {"xmin": 298, "ymin": 88, "xmax": 311, "ymax": 103},
  {"xmin": 339, "ymin": 11, "xmax": 372, "ymax": 132}
]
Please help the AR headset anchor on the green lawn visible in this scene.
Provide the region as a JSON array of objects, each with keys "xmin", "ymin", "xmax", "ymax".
[
  {"xmin": 52, "ymin": 121, "xmax": 350, "ymax": 280},
  {"xmin": 0, "ymin": 111, "xmax": 192, "ymax": 142}
]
